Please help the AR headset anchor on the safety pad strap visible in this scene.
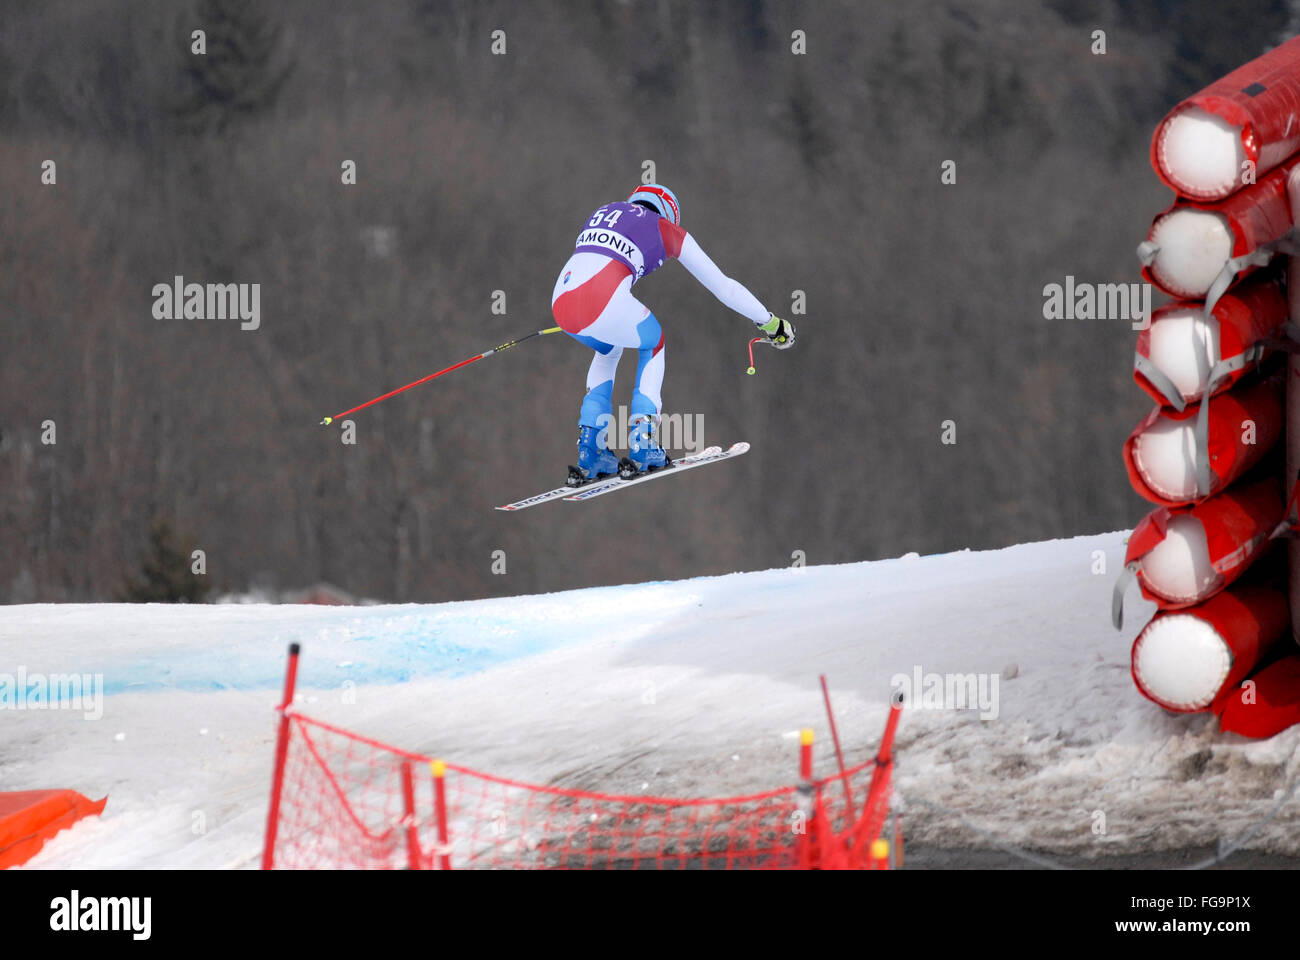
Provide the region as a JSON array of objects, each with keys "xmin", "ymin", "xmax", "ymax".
[{"xmin": 1112, "ymin": 560, "xmax": 1141, "ymax": 631}]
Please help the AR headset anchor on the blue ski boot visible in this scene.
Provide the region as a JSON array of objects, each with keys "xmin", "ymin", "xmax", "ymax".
[
  {"xmin": 568, "ymin": 423, "xmax": 621, "ymax": 486},
  {"xmin": 620, "ymin": 415, "xmax": 671, "ymax": 478}
]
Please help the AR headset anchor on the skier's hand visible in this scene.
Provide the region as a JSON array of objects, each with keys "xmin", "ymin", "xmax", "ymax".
[{"xmin": 758, "ymin": 314, "xmax": 795, "ymax": 349}]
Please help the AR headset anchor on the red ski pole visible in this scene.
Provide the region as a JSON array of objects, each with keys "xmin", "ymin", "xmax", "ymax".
[
  {"xmin": 320, "ymin": 326, "xmax": 563, "ymax": 425},
  {"xmin": 746, "ymin": 336, "xmax": 780, "ymax": 375}
]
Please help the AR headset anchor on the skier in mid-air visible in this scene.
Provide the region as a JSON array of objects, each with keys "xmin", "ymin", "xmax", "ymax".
[{"xmin": 551, "ymin": 183, "xmax": 795, "ymax": 485}]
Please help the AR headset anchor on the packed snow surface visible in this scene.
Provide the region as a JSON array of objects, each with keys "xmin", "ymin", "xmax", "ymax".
[{"xmin": 2, "ymin": 530, "xmax": 1297, "ymax": 868}]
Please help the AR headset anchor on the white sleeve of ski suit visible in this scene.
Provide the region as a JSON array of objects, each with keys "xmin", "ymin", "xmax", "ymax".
[{"xmin": 675, "ymin": 233, "xmax": 770, "ymax": 326}]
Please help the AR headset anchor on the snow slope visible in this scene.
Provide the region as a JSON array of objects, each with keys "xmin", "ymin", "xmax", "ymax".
[{"xmin": 2, "ymin": 530, "xmax": 1298, "ymax": 869}]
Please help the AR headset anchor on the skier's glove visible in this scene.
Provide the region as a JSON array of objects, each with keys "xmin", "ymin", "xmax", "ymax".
[{"xmin": 758, "ymin": 314, "xmax": 796, "ymax": 349}]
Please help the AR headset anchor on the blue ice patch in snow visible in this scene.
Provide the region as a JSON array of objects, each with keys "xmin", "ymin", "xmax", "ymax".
[{"xmin": 83, "ymin": 607, "xmax": 596, "ymax": 699}]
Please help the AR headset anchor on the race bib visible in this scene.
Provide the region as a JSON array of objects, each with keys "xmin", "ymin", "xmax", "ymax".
[{"xmin": 574, "ymin": 227, "xmax": 647, "ymax": 277}]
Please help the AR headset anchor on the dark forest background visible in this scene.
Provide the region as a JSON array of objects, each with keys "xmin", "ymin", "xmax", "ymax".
[{"xmin": 3, "ymin": 0, "xmax": 1296, "ymax": 603}]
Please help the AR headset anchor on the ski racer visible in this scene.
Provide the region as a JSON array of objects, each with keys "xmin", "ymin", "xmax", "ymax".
[{"xmin": 550, "ymin": 182, "xmax": 795, "ymax": 483}]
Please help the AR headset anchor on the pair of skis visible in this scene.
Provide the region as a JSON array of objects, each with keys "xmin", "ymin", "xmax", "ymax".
[{"xmin": 496, "ymin": 443, "xmax": 749, "ymax": 511}]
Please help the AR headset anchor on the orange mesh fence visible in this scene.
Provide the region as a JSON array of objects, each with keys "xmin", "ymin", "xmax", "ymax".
[
  {"xmin": 265, "ymin": 709, "xmax": 896, "ymax": 870},
  {"xmin": 262, "ymin": 645, "xmax": 898, "ymax": 870}
]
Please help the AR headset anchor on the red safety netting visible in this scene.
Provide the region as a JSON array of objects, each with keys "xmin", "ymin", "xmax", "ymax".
[{"xmin": 263, "ymin": 695, "xmax": 899, "ymax": 870}]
